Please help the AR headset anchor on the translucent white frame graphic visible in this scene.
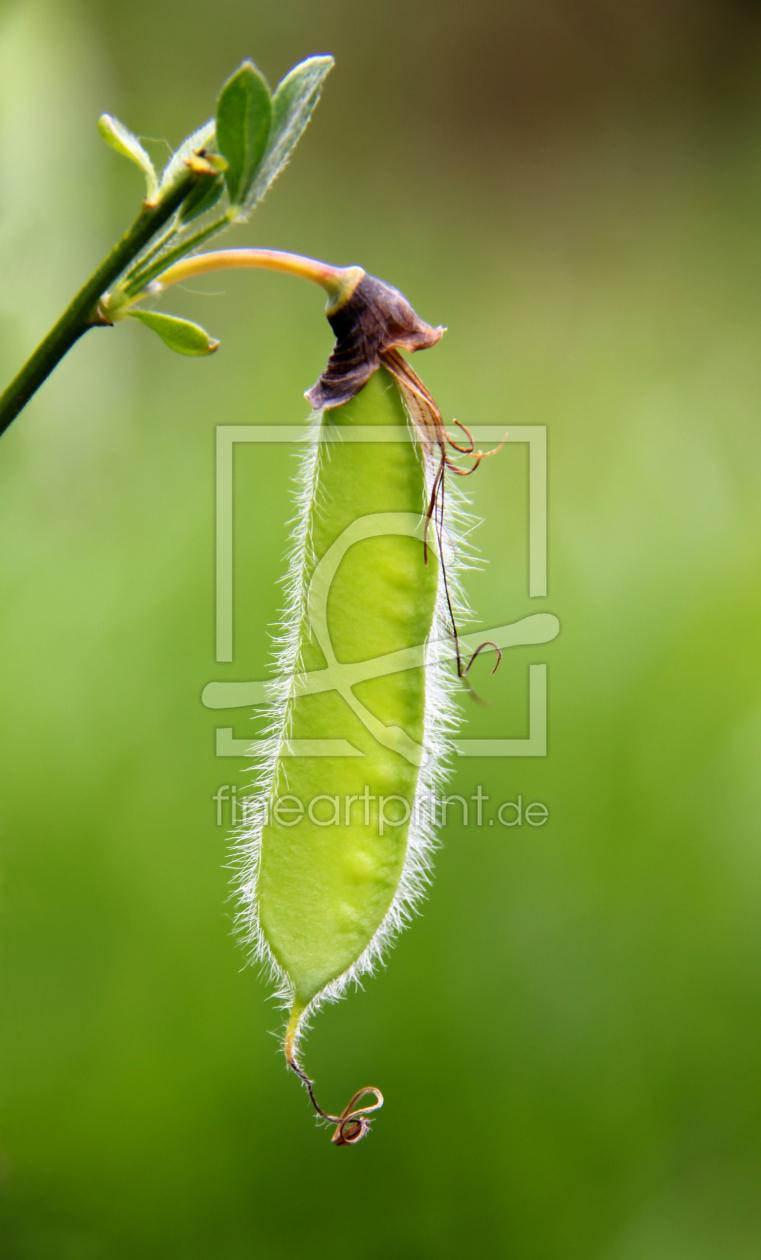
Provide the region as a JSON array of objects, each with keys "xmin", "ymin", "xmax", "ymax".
[{"xmin": 204, "ymin": 424, "xmax": 558, "ymax": 757}]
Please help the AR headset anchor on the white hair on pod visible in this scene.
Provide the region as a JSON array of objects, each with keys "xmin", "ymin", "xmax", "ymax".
[{"xmin": 230, "ymin": 403, "xmax": 480, "ymax": 1056}]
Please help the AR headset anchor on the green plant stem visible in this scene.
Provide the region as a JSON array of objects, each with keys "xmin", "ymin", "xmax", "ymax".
[
  {"xmin": 121, "ymin": 212, "xmax": 232, "ymax": 298},
  {"xmin": 0, "ymin": 168, "xmax": 202, "ymax": 439},
  {"xmin": 121, "ymin": 221, "xmax": 180, "ymax": 285}
]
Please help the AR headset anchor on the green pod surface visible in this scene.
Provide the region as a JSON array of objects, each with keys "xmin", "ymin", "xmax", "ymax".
[{"xmin": 239, "ymin": 365, "xmax": 457, "ymax": 1055}]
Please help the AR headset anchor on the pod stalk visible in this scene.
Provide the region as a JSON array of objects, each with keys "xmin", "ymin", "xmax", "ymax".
[{"xmin": 151, "ymin": 248, "xmax": 365, "ymax": 313}]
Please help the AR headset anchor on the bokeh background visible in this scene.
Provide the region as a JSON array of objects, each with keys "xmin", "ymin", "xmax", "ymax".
[{"xmin": 3, "ymin": 0, "xmax": 761, "ymax": 1255}]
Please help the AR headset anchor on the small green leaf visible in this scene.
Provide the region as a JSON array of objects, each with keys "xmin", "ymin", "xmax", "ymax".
[
  {"xmin": 216, "ymin": 61, "xmax": 272, "ymax": 207},
  {"xmin": 98, "ymin": 113, "xmax": 159, "ymax": 204},
  {"xmin": 242, "ymin": 55, "xmax": 333, "ymax": 214},
  {"xmin": 159, "ymin": 120, "xmax": 216, "ymax": 197},
  {"xmin": 179, "ymin": 172, "xmax": 225, "ymax": 223},
  {"xmin": 127, "ymin": 310, "xmax": 219, "ymax": 356}
]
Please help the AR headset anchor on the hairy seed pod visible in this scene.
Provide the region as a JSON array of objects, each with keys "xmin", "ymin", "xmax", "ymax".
[{"xmin": 236, "ymin": 363, "xmax": 470, "ymax": 1127}]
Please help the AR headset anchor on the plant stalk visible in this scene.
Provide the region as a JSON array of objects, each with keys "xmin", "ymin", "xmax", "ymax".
[
  {"xmin": 0, "ymin": 167, "xmax": 202, "ymax": 439},
  {"xmin": 153, "ymin": 248, "xmax": 364, "ymax": 311}
]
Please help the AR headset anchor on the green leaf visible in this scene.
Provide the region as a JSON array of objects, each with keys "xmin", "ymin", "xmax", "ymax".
[
  {"xmin": 178, "ymin": 172, "xmax": 226, "ymax": 223},
  {"xmin": 98, "ymin": 113, "xmax": 159, "ymax": 204},
  {"xmin": 159, "ymin": 120, "xmax": 216, "ymax": 197},
  {"xmin": 242, "ymin": 55, "xmax": 333, "ymax": 215},
  {"xmin": 216, "ymin": 61, "xmax": 272, "ymax": 207},
  {"xmin": 127, "ymin": 310, "xmax": 219, "ymax": 356}
]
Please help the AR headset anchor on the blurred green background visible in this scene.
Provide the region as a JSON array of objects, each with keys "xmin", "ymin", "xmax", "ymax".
[{"xmin": 3, "ymin": 0, "xmax": 761, "ymax": 1255}]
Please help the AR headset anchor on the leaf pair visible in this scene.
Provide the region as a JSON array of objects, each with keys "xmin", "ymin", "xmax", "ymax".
[{"xmin": 216, "ymin": 55, "xmax": 333, "ymax": 218}]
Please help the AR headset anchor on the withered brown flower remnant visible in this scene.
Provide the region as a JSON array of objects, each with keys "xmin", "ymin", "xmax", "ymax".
[{"xmin": 305, "ymin": 271, "xmax": 444, "ymax": 409}]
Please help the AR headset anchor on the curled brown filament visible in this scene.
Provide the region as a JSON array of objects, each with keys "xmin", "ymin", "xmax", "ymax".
[
  {"xmin": 329, "ymin": 1088, "xmax": 385, "ymax": 1146},
  {"xmin": 447, "ymin": 418, "xmax": 478, "ymax": 455},
  {"xmin": 380, "ymin": 348, "xmax": 505, "ymax": 691},
  {"xmin": 287, "ymin": 1053, "xmax": 384, "ymax": 1146},
  {"xmin": 462, "ymin": 640, "xmax": 503, "ymax": 677}
]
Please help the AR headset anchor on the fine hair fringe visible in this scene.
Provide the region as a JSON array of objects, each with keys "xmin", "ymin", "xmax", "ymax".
[{"xmin": 230, "ymin": 406, "xmax": 480, "ymax": 1057}]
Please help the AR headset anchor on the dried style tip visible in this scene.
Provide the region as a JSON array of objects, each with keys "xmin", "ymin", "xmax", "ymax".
[
  {"xmin": 306, "ymin": 274, "xmax": 444, "ymax": 410},
  {"xmin": 329, "ymin": 1089, "xmax": 385, "ymax": 1146},
  {"xmin": 285, "ymin": 1036, "xmax": 384, "ymax": 1147}
]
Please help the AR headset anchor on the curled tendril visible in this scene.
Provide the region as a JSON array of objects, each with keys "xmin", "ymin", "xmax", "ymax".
[
  {"xmin": 379, "ymin": 348, "xmax": 506, "ymax": 695},
  {"xmin": 287, "ymin": 1054, "xmax": 384, "ymax": 1146}
]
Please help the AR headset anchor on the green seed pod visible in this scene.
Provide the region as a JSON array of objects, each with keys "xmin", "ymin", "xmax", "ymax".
[{"xmin": 237, "ymin": 357, "xmax": 472, "ymax": 1139}]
